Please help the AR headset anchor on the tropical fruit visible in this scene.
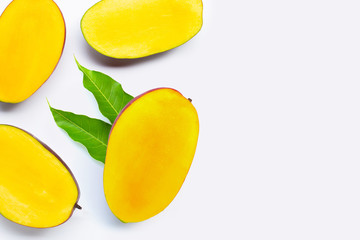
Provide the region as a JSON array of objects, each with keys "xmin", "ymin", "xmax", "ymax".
[
  {"xmin": 81, "ymin": 0, "xmax": 203, "ymax": 58},
  {"xmin": 104, "ymin": 88, "xmax": 199, "ymax": 222},
  {"xmin": 0, "ymin": 0, "xmax": 65, "ymax": 103},
  {"xmin": 0, "ymin": 125, "xmax": 80, "ymax": 228}
]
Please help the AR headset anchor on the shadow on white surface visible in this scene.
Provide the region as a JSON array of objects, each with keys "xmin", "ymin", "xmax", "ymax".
[
  {"xmin": 0, "ymin": 215, "xmax": 50, "ymax": 237},
  {"xmin": 0, "ymin": 101, "xmax": 25, "ymax": 112},
  {"xmin": 83, "ymin": 41, "xmax": 177, "ymax": 67},
  {"xmin": 83, "ymin": 168, "xmax": 130, "ymax": 228},
  {"xmin": 98, "ymin": 205, "xmax": 129, "ymax": 228}
]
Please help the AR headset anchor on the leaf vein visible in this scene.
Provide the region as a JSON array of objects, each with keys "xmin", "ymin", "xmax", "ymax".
[
  {"xmin": 84, "ymin": 72, "xmax": 119, "ymax": 115},
  {"xmin": 53, "ymin": 109, "xmax": 107, "ymax": 147}
]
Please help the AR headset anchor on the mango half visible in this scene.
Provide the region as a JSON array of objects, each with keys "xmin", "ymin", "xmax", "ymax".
[
  {"xmin": 81, "ymin": 0, "xmax": 203, "ymax": 59},
  {"xmin": 104, "ymin": 88, "xmax": 199, "ymax": 222},
  {"xmin": 0, "ymin": 0, "xmax": 65, "ymax": 103},
  {"xmin": 0, "ymin": 125, "xmax": 80, "ymax": 228}
]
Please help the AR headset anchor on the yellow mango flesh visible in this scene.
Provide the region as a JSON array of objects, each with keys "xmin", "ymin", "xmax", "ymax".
[
  {"xmin": 0, "ymin": 125, "xmax": 79, "ymax": 228},
  {"xmin": 104, "ymin": 88, "xmax": 199, "ymax": 222},
  {"xmin": 0, "ymin": 0, "xmax": 65, "ymax": 103},
  {"xmin": 81, "ymin": 0, "xmax": 203, "ymax": 58}
]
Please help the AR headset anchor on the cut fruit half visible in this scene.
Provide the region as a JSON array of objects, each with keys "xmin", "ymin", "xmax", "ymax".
[
  {"xmin": 0, "ymin": 125, "xmax": 80, "ymax": 228},
  {"xmin": 81, "ymin": 0, "xmax": 203, "ymax": 58},
  {"xmin": 104, "ymin": 88, "xmax": 199, "ymax": 222},
  {"xmin": 0, "ymin": 0, "xmax": 66, "ymax": 103}
]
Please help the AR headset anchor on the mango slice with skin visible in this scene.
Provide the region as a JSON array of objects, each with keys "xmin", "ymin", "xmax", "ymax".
[
  {"xmin": 81, "ymin": 0, "xmax": 203, "ymax": 59},
  {"xmin": 0, "ymin": 0, "xmax": 65, "ymax": 103},
  {"xmin": 104, "ymin": 88, "xmax": 199, "ymax": 222},
  {"xmin": 0, "ymin": 125, "xmax": 80, "ymax": 228}
]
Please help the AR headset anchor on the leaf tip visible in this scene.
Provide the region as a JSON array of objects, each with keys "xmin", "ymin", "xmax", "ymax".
[
  {"xmin": 74, "ymin": 57, "xmax": 82, "ymax": 70},
  {"xmin": 46, "ymin": 98, "xmax": 51, "ymax": 108}
]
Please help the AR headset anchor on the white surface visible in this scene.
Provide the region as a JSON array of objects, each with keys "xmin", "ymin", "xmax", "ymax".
[{"xmin": 1, "ymin": 0, "xmax": 360, "ymax": 239}]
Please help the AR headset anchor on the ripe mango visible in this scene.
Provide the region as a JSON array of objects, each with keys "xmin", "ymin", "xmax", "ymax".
[
  {"xmin": 0, "ymin": 125, "xmax": 80, "ymax": 228},
  {"xmin": 104, "ymin": 88, "xmax": 199, "ymax": 222},
  {"xmin": 81, "ymin": 0, "xmax": 203, "ymax": 58},
  {"xmin": 0, "ymin": 0, "xmax": 65, "ymax": 103}
]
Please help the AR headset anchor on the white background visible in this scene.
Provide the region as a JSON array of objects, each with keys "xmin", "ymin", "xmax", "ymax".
[{"xmin": 1, "ymin": 0, "xmax": 360, "ymax": 239}]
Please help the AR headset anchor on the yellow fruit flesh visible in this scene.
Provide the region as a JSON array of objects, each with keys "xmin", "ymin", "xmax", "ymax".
[
  {"xmin": 104, "ymin": 88, "xmax": 199, "ymax": 222},
  {"xmin": 0, "ymin": 125, "xmax": 78, "ymax": 228},
  {"xmin": 81, "ymin": 0, "xmax": 203, "ymax": 58},
  {"xmin": 0, "ymin": 0, "xmax": 65, "ymax": 103}
]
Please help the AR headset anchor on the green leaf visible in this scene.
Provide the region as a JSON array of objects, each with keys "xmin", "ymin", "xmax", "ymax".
[
  {"xmin": 75, "ymin": 58, "xmax": 134, "ymax": 123},
  {"xmin": 49, "ymin": 103, "xmax": 111, "ymax": 163}
]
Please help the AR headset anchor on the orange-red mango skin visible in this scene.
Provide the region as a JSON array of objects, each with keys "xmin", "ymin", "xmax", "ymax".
[
  {"xmin": 0, "ymin": 0, "xmax": 65, "ymax": 103},
  {"xmin": 104, "ymin": 88, "xmax": 199, "ymax": 222}
]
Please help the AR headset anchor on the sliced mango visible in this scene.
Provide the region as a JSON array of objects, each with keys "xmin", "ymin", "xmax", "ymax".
[
  {"xmin": 0, "ymin": 125, "xmax": 80, "ymax": 228},
  {"xmin": 104, "ymin": 88, "xmax": 199, "ymax": 222},
  {"xmin": 0, "ymin": 0, "xmax": 65, "ymax": 103},
  {"xmin": 81, "ymin": 0, "xmax": 203, "ymax": 58}
]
